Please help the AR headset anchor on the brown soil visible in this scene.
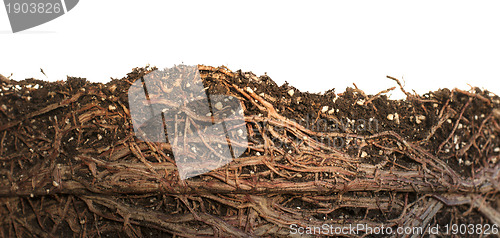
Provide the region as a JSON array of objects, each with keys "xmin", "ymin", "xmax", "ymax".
[{"xmin": 0, "ymin": 65, "xmax": 499, "ymax": 237}]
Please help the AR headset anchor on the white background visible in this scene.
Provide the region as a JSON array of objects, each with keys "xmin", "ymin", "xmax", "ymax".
[{"xmin": 0, "ymin": 1, "xmax": 499, "ymax": 99}]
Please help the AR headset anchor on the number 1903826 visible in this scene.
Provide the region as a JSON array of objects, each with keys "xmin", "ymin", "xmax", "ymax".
[
  {"xmin": 6, "ymin": 2, "xmax": 62, "ymax": 14},
  {"xmin": 443, "ymin": 223, "xmax": 498, "ymax": 235}
]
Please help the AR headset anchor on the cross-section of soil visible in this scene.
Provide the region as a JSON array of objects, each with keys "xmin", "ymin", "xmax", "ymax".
[{"xmin": 0, "ymin": 65, "xmax": 499, "ymax": 237}]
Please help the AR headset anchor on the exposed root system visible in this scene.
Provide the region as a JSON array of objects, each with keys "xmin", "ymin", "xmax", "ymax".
[{"xmin": 0, "ymin": 66, "xmax": 499, "ymax": 237}]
